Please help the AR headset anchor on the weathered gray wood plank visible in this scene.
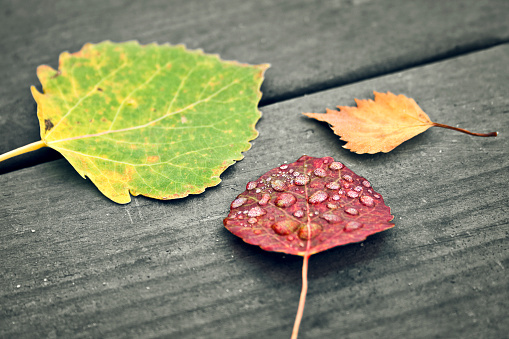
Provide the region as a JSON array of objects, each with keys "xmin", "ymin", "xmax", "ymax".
[
  {"xmin": 1, "ymin": 44, "xmax": 507, "ymax": 338},
  {"xmin": 1, "ymin": 0, "xmax": 509, "ymax": 173}
]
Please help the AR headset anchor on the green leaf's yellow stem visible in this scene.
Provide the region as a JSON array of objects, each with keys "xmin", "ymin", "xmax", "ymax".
[
  {"xmin": 0, "ymin": 140, "xmax": 47, "ymax": 163},
  {"xmin": 291, "ymin": 253, "xmax": 310, "ymax": 339}
]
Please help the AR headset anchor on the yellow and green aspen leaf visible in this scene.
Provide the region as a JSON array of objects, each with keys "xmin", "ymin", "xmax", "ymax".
[{"xmin": 24, "ymin": 41, "xmax": 269, "ymax": 203}]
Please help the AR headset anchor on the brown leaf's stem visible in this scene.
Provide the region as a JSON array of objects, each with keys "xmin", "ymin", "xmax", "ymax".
[
  {"xmin": 291, "ymin": 253, "xmax": 310, "ymax": 339},
  {"xmin": 0, "ymin": 140, "xmax": 47, "ymax": 163},
  {"xmin": 432, "ymin": 123, "xmax": 498, "ymax": 137}
]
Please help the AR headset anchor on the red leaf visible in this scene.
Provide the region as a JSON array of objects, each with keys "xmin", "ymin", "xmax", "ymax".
[
  {"xmin": 224, "ymin": 155, "xmax": 395, "ymax": 338},
  {"xmin": 224, "ymin": 155, "xmax": 394, "ymax": 256}
]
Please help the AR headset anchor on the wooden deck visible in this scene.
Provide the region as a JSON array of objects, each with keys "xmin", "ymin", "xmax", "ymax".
[{"xmin": 1, "ymin": 1, "xmax": 508, "ymax": 338}]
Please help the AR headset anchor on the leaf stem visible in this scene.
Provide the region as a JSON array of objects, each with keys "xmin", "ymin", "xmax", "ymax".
[
  {"xmin": 291, "ymin": 253, "xmax": 310, "ymax": 339},
  {"xmin": 432, "ymin": 123, "xmax": 497, "ymax": 137},
  {"xmin": 0, "ymin": 140, "xmax": 47, "ymax": 163}
]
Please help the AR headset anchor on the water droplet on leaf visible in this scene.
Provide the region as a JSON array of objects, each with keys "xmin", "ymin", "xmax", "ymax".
[
  {"xmin": 272, "ymin": 220, "xmax": 300, "ymax": 235},
  {"xmin": 329, "ymin": 162, "xmax": 344, "ymax": 170},
  {"xmin": 271, "ymin": 179, "xmax": 287, "ymax": 192},
  {"xmin": 342, "ymin": 174, "xmax": 353, "ymax": 182},
  {"xmin": 248, "ymin": 206, "xmax": 267, "ymax": 217},
  {"xmin": 294, "ymin": 210, "xmax": 304, "ymax": 218},
  {"xmin": 294, "ymin": 175, "xmax": 310, "ymax": 186},
  {"xmin": 345, "ymin": 221, "xmax": 363, "ymax": 231},
  {"xmin": 321, "ymin": 213, "xmax": 341, "ymax": 223},
  {"xmin": 246, "ymin": 182, "xmax": 257, "ymax": 190},
  {"xmin": 258, "ymin": 193, "xmax": 271, "ymax": 206},
  {"xmin": 308, "ymin": 190, "xmax": 328, "ymax": 204},
  {"xmin": 275, "ymin": 193, "xmax": 297, "ymax": 207},
  {"xmin": 231, "ymin": 197, "xmax": 247, "ymax": 208},
  {"xmin": 346, "ymin": 190, "xmax": 359, "ymax": 198},
  {"xmin": 360, "ymin": 195, "xmax": 375, "ymax": 207},
  {"xmin": 248, "ymin": 217, "xmax": 258, "ymax": 224},
  {"xmin": 298, "ymin": 223, "xmax": 322, "ymax": 240},
  {"xmin": 344, "ymin": 207, "xmax": 359, "ymax": 215},
  {"xmin": 313, "ymin": 168, "xmax": 327, "ymax": 177},
  {"xmin": 326, "ymin": 182, "xmax": 340, "ymax": 190}
]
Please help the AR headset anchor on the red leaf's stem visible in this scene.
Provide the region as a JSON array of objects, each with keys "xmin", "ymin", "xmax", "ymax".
[
  {"xmin": 291, "ymin": 253, "xmax": 310, "ymax": 339},
  {"xmin": 291, "ymin": 165, "xmax": 313, "ymax": 339},
  {"xmin": 432, "ymin": 123, "xmax": 497, "ymax": 137}
]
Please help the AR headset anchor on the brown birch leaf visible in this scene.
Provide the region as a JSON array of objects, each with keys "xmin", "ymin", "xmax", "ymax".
[{"xmin": 304, "ymin": 91, "xmax": 497, "ymax": 154}]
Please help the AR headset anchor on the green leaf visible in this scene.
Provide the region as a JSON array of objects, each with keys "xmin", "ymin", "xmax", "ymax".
[{"xmin": 30, "ymin": 41, "xmax": 269, "ymax": 203}]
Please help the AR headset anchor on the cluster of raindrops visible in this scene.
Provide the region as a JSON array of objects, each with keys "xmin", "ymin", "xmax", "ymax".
[{"xmin": 224, "ymin": 156, "xmax": 385, "ymax": 246}]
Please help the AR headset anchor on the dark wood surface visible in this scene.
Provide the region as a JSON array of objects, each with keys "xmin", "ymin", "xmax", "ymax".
[
  {"xmin": 1, "ymin": 0, "xmax": 509, "ymax": 174},
  {"xmin": 1, "ymin": 1, "xmax": 508, "ymax": 338}
]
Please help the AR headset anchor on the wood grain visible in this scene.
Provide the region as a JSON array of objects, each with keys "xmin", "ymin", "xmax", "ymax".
[
  {"xmin": 1, "ymin": 0, "xmax": 509, "ymax": 173},
  {"xmin": 1, "ymin": 44, "xmax": 507, "ymax": 338}
]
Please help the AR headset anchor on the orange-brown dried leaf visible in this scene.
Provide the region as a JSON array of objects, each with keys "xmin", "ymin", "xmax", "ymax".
[{"xmin": 304, "ymin": 92, "xmax": 433, "ymax": 154}]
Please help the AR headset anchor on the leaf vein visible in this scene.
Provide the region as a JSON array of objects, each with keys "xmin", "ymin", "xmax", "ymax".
[
  {"xmin": 54, "ymin": 147, "xmax": 219, "ymax": 169},
  {"xmin": 46, "ymin": 60, "xmax": 130, "ymax": 139}
]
